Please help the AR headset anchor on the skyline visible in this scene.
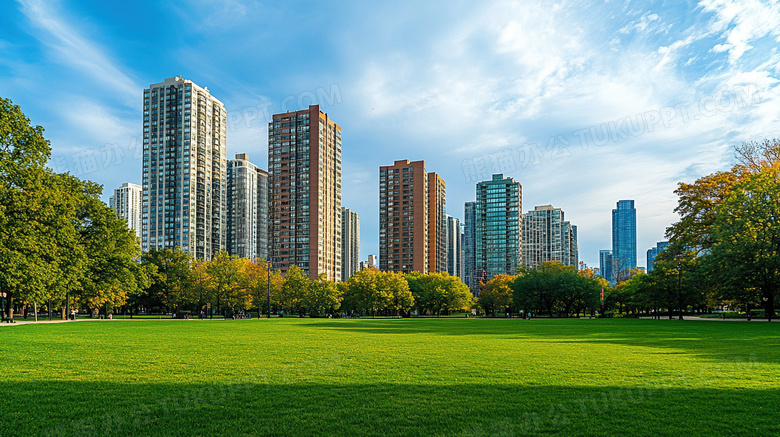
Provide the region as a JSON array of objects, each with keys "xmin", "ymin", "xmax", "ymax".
[{"xmin": 2, "ymin": 1, "xmax": 779, "ymax": 267}]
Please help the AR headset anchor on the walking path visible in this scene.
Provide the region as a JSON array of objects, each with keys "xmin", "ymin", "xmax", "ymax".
[
  {"xmin": 640, "ymin": 316, "xmax": 779, "ymax": 322},
  {"xmin": 0, "ymin": 318, "xmax": 158, "ymax": 326},
  {"xmin": 3, "ymin": 316, "xmax": 778, "ymax": 326}
]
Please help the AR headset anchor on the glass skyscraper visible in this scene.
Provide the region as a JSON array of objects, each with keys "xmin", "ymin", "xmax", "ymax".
[
  {"xmin": 475, "ymin": 174, "xmax": 522, "ymax": 281},
  {"xmin": 463, "ymin": 201, "xmax": 477, "ymax": 293},
  {"xmin": 611, "ymin": 200, "xmax": 637, "ymax": 281},
  {"xmin": 445, "ymin": 215, "xmax": 462, "ymax": 279},
  {"xmin": 646, "ymin": 241, "xmax": 668, "ymax": 272},
  {"xmin": 599, "ymin": 250, "xmax": 613, "ymax": 284}
]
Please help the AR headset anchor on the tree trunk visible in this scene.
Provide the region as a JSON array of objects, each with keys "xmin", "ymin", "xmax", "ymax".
[
  {"xmin": 9, "ymin": 294, "xmax": 14, "ymax": 320},
  {"xmin": 34, "ymin": 301, "xmax": 38, "ymax": 322}
]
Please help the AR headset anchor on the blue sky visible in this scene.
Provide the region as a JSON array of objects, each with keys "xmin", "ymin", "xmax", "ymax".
[{"xmin": 2, "ymin": 0, "xmax": 779, "ymax": 268}]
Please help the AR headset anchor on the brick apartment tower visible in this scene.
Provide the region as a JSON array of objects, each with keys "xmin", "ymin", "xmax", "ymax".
[
  {"xmin": 428, "ymin": 172, "xmax": 447, "ymax": 273},
  {"xmin": 379, "ymin": 160, "xmax": 447, "ymax": 274},
  {"xmin": 268, "ymin": 105, "xmax": 342, "ymax": 281}
]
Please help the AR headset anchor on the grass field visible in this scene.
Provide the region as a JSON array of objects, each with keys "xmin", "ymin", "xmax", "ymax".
[{"xmin": 1, "ymin": 318, "xmax": 779, "ymax": 436}]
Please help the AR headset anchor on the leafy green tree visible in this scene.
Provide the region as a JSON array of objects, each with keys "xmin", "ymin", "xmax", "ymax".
[
  {"xmin": 186, "ymin": 258, "xmax": 213, "ymax": 317},
  {"xmin": 205, "ymin": 251, "xmax": 248, "ymax": 317},
  {"xmin": 278, "ymin": 264, "xmax": 310, "ymax": 316},
  {"xmin": 1, "ymin": 98, "xmax": 150, "ymax": 321},
  {"xmin": 435, "ymin": 272, "xmax": 473, "ymax": 315},
  {"xmin": 140, "ymin": 248, "xmax": 193, "ymax": 314},
  {"xmin": 478, "ymin": 274, "xmax": 515, "ymax": 316},
  {"xmin": 405, "ymin": 272, "xmax": 471, "ymax": 316},
  {"xmin": 245, "ymin": 259, "xmax": 282, "ymax": 317},
  {"xmin": 77, "ymin": 189, "xmax": 147, "ymax": 316},
  {"xmin": 305, "ymin": 274, "xmax": 342, "ymax": 317},
  {"xmin": 663, "ymin": 139, "xmax": 780, "ymax": 317},
  {"xmin": 1, "ymin": 98, "xmax": 80, "ymax": 320},
  {"xmin": 380, "ymin": 271, "xmax": 414, "ymax": 316},
  {"xmin": 343, "ymin": 268, "xmax": 383, "ymax": 316},
  {"xmin": 512, "ymin": 262, "xmax": 600, "ymax": 317},
  {"xmin": 708, "ymin": 169, "xmax": 780, "ymax": 320},
  {"xmin": 341, "ymin": 269, "xmax": 413, "ymax": 316}
]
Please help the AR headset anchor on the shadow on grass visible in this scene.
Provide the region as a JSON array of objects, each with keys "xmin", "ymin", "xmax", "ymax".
[{"xmin": 5, "ymin": 379, "xmax": 779, "ymax": 437}]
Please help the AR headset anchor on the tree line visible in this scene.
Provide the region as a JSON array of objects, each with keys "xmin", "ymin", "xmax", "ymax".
[
  {"xmin": 1, "ymin": 98, "xmax": 148, "ymax": 320},
  {"xmin": 133, "ymin": 250, "xmax": 475, "ymax": 318},
  {"xmin": 603, "ymin": 140, "xmax": 780, "ymax": 320},
  {"xmin": 477, "ymin": 262, "xmax": 606, "ymax": 317}
]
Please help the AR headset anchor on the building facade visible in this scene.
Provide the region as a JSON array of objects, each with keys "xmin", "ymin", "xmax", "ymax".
[
  {"xmin": 571, "ymin": 225, "xmax": 579, "ymax": 268},
  {"xmin": 379, "ymin": 160, "xmax": 429, "ymax": 273},
  {"xmin": 109, "ymin": 182, "xmax": 142, "ymax": 239},
  {"xmin": 522, "ymin": 205, "xmax": 578, "ymax": 269},
  {"xmin": 360, "ymin": 254, "xmax": 377, "ymax": 270},
  {"xmin": 463, "ymin": 201, "xmax": 477, "ymax": 292},
  {"xmin": 142, "ymin": 77, "xmax": 227, "ymax": 259},
  {"xmin": 257, "ymin": 168, "xmax": 269, "ymax": 262},
  {"xmin": 612, "ymin": 200, "xmax": 637, "ymax": 281},
  {"xmin": 341, "ymin": 207, "xmax": 360, "ymax": 281},
  {"xmin": 227, "ymin": 153, "xmax": 268, "ymax": 261},
  {"xmin": 475, "ymin": 174, "xmax": 522, "ymax": 280},
  {"xmin": 445, "ymin": 215, "xmax": 462, "ymax": 279},
  {"xmin": 599, "ymin": 249, "xmax": 613, "ymax": 285},
  {"xmin": 268, "ymin": 105, "xmax": 342, "ymax": 280},
  {"xmin": 646, "ymin": 241, "xmax": 668, "ymax": 272},
  {"xmin": 428, "ymin": 173, "xmax": 447, "ymax": 273}
]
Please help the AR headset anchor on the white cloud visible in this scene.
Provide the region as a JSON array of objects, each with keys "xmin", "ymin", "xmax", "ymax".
[
  {"xmin": 619, "ymin": 12, "xmax": 660, "ymax": 34},
  {"xmin": 17, "ymin": 0, "xmax": 141, "ymax": 107},
  {"xmin": 699, "ymin": 0, "xmax": 780, "ymax": 64},
  {"xmin": 54, "ymin": 97, "xmax": 136, "ymax": 151}
]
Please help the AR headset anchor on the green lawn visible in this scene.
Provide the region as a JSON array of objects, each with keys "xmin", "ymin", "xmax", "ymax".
[{"xmin": 1, "ymin": 318, "xmax": 778, "ymax": 436}]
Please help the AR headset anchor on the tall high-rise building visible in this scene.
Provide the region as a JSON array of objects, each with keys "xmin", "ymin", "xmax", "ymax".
[
  {"xmin": 612, "ymin": 200, "xmax": 637, "ymax": 281},
  {"xmin": 227, "ymin": 153, "xmax": 268, "ymax": 261},
  {"xmin": 341, "ymin": 207, "xmax": 360, "ymax": 281},
  {"xmin": 475, "ymin": 174, "xmax": 522, "ymax": 280},
  {"xmin": 257, "ymin": 168, "xmax": 269, "ymax": 262},
  {"xmin": 599, "ymin": 250, "xmax": 613, "ymax": 284},
  {"xmin": 428, "ymin": 173, "xmax": 447, "ymax": 273},
  {"xmin": 463, "ymin": 201, "xmax": 477, "ymax": 293},
  {"xmin": 646, "ymin": 241, "xmax": 668, "ymax": 272},
  {"xmin": 570, "ymin": 225, "xmax": 579, "ymax": 268},
  {"xmin": 142, "ymin": 77, "xmax": 227, "ymax": 259},
  {"xmin": 379, "ymin": 160, "xmax": 429, "ymax": 273},
  {"xmin": 646, "ymin": 247, "xmax": 657, "ymax": 272},
  {"xmin": 268, "ymin": 105, "xmax": 342, "ymax": 280},
  {"xmin": 522, "ymin": 205, "xmax": 578, "ymax": 269},
  {"xmin": 445, "ymin": 215, "xmax": 462, "ymax": 278},
  {"xmin": 109, "ymin": 182, "xmax": 142, "ymax": 239}
]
